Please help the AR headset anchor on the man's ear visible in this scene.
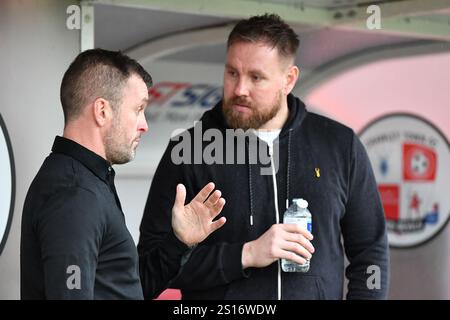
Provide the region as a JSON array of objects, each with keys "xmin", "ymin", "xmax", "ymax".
[
  {"xmin": 92, "ymin": 98, "xmax": 111, "ymax": 127},
  {"xmin": 284, "ymin": 65, "xmax": 300, "ymax": 95}
]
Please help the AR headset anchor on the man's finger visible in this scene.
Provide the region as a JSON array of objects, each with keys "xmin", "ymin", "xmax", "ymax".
[
  {"xmin": 209, "ymin": 198, "xmax": 226, "ymax": 218},
  {"xmin": 282, "ymin": 241, "xmax": 313, "ymax": 260},
  {"xmin": 281, "ymin": 223, "xmax": 314, "ymax": 240},
  {"xmin": 209, "ymin": 216, "xmax": 227, "ymax": 233},
  {"xmin": 192, "ymin": 182, "xmax": 215, "ymax": 203},
  {"xmin": 205, "ymin": 190, "xmax": 221, "ymax": 207},
  {"xmin": 278, "ymin": 249, "xmax": 309, "ymax": 266},
  {"xmin": 174, "ymin": 184, "xmax": 187, "ymax": 209},
  {"xmin": 285, "ymin": 232, "xmax": 315, "ymax": 253}
]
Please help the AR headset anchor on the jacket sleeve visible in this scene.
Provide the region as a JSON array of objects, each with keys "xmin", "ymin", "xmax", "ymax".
[
  {"xmin": 33, "ymin": 188, "xmax": 102, "ymax": 299},
  {"xmin": 341, "ymin": 133, "xmax": 390, "ymax": 299},
  {"xmin": 138, "ymin": 140, "xmax": 247, "ymax": 299}
]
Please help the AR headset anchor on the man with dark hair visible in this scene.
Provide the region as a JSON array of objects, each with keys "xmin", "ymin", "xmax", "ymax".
[
  {"xmin": 139, "ymin": 14, "xmax": 389, "ymax": 300},
  {"xmin": 21, "ymin": 48, "xmax": 226, "ymax": 299}
]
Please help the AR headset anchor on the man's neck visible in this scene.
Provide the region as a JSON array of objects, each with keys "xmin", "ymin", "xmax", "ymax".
[
  {"xmin": 258, "ymin": 102, "xmax": 289, "ymax": 131},
  {"xmin": 63, "ymin": 122, "xmax": 108, "ymax": 162}
]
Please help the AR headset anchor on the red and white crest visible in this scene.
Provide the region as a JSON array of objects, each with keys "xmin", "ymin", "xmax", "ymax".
[{"xmin": 360, "ymin": 114, "xmax": 450, "ymax": 248}]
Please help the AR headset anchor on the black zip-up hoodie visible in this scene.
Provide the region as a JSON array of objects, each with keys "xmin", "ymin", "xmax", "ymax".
[{"xmin": 139, "ymin": 94, "xmax": 389, "ymax": 300}]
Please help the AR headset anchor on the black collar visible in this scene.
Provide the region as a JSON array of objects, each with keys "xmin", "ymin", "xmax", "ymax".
[{"xmin": 51, "ymin": 136, "xmax": 114, "ymax": 184}]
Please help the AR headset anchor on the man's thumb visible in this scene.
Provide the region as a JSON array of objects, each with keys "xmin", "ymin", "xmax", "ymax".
[{"xmin": 174, "ymin": 184, "xmax": 187, "ymax": 208}]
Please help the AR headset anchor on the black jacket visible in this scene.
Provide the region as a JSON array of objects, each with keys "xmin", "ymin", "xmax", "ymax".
[
  {"xmin": 139, "ymin": 94, "xmax": 389, "ymax": 300},
  {"xmin": 21, "ymin": 136, "xmax": 190, "ymax": 299}
]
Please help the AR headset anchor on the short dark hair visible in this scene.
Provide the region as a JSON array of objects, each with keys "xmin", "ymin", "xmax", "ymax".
[
  {"xmin": 227, "ymin": 13, "xmax": 299, "ymax": 61},
  {"xmin": 60, "ymin": 48, "xmax": 152, "ymax": 124}
]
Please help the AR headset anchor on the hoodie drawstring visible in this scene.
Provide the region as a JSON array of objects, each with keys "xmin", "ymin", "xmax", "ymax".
[
  {"xmin": 247, "ymin": 138, "xmax": 255, "ymax": 226},
  {"xmin": 248, "ymin": 161, "xmax": 254, "ymax": 226},
  {"xmin": 246, "ymin": 128, "xmax": 294, "ymax": 301},
  {"xmin": 248, "ymin": 128, "xmax": 294, "ymax": 224},
  {"xmin": 286, "ymin": 129, "xmax": 292, "ymax": 210}
]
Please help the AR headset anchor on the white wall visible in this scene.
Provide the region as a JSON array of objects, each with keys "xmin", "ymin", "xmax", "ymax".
[{"xmin": 0, "ymin": 0, "xmax": 80, "ymax": 299}]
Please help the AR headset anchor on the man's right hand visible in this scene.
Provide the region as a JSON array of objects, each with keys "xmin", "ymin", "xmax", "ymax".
[{"xmin": 241, "ymin": 224, "xmax": 314, "ymax": 269}]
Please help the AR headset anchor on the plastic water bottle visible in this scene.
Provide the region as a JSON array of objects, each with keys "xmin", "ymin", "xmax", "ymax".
[{"xmin": 282, "ymin": 198, "xmax": 312, "ymax": 272}]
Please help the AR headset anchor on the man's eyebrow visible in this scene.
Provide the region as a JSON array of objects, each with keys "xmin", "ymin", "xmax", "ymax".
[
  {"xmin": 249, "ymin": 68, "xmax": 265, "ymax": 74},
  {"xmin": 139, "ymin": 97, "xmax": 149, "ymax": 109},
  {"xmin": 225, "ymin": 63, "xmax": 266, "ymax": 75}
]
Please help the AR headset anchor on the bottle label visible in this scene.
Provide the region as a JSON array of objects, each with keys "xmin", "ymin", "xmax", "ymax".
[{"xmin": 284, "ymin": 216, "xmax": 312, "ymax": 232}]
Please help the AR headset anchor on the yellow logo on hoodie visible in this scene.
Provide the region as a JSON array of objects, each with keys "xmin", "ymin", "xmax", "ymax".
[{"xmin": 315, "ymin": 168, "xmax": 320, "ymax": 178}]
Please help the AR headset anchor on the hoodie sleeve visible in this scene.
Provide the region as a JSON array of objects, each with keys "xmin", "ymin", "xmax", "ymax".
[
  {"xmin": 138, "ymin": 139, "xmax": 247, "ymax": 299},
  {"xmin": 341, "ymin": 133, "xmax": 390, "ymax": 300},
  {"xmin": 137, "ymin": 139, "xmax": 190, "ymax": 299}
]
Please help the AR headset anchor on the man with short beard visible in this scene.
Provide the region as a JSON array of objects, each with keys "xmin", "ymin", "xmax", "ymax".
[
  {"xmin": 20, "ymin": 49, "xmax": 226, "ymax": 299},
  {"xmin": 140, "ymin": 14, "xmax": 389, "ymax": 300}
]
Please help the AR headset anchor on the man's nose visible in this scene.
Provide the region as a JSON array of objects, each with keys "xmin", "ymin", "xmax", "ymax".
[
  {"xmin": 234, "ymin": 78, "xmax": 249, "ymax": 97},
  {"xmin": 138, "ymin": 113, "xmax": 148, "ymax": 133}
]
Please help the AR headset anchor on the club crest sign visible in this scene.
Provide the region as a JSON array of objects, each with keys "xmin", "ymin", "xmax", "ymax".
[
  {"xmin": 0, "ymin": 114, "xmax": 15, "ymax": 255},
  {"xmin": 359, "ymin": 114, "xmax": 450, "ymax": 248}
]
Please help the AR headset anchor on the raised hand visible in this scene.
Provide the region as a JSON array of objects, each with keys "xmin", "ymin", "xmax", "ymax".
[{"xmin": 171, "ymin": 182, "xmax": 226, "ymax": 247}]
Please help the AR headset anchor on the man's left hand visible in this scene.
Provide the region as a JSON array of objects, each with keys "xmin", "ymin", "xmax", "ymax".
[{"xmin": 171, "ymin": 182, "xmax": 226, "ymax": 247}]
